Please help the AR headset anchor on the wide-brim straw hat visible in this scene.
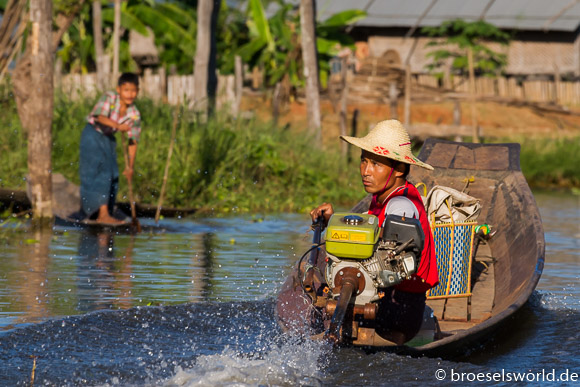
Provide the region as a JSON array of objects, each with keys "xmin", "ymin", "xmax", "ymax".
[{"xmin": 340, "ymin": 119, "xmax": 433, "ymax": 170}]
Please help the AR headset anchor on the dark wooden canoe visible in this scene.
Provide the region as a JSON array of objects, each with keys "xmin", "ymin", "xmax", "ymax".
[
  {"xmin": 0, "ymin": 173, "xmax": 196, "ymax": 226},
  {"xmin": 276, "ymin": 138, "xmax": 545, "ymax": 357}
]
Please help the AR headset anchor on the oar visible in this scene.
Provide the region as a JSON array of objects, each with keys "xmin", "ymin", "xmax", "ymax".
[
  {"xmin": 155, "ymin": 106, "xmax": 179, "ymax": 224},
  {"xmin": 120, "ymin": 131, "xmax": 141, "ymax": 232}
]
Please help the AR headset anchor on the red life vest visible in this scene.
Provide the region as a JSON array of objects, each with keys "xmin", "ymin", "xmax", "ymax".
[{"xmin": 368, "ymin": 181, "xmax": 439, "ymax": 293}]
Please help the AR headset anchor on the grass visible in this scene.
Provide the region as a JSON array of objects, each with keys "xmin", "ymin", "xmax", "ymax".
[
  {"xmin": 1, "ymin": 93, "xmax": 364, "ymax": 215},
  {"xmin": 516, "ymin": 137, "xmax": 580, "ymax": 188},
  {"xmin": 1, "ymin": 93, "xmax": 578, "ymax": 217},
  {"xmin": 487, "ymin": 136, "xmax": 580, "ymax": 188}
]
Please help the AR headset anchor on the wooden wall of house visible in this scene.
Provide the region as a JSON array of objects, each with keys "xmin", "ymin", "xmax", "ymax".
[{"xmin": 366, "ymin": 34, "xmax": 579, "ymax": 76}]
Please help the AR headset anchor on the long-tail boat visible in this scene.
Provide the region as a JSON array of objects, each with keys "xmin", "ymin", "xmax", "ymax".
[{"xmin": 276, "ymin": 138, "xmax": 545, "ymax": 357}]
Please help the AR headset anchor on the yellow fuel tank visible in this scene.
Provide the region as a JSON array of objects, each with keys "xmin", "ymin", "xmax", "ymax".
[{"xmin": 325, "ymin": 213, "xmax": 380, "ymax": 259}]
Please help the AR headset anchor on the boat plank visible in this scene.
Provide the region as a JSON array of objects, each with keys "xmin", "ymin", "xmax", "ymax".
[
  {"xmin": 470, "ymin": 242, "xmax": 495, "ymax": 322},
  {"xmin": 443, "ymin": 296, "xmax": 469, "ymax": 321},
  {"xmin": 437, "ymin": 320, "xmax": 478, "ymax": 332},
  {"xmin": 426, "ymin": 299, "xmax": 446, "ymax": 321}
]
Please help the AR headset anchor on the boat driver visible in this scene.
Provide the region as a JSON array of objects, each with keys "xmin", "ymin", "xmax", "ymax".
[{"xmin": 310, "ymin": 119, "xmax": 439, "ymax": 345}]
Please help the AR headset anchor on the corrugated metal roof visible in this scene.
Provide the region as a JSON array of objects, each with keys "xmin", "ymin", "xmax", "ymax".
[{"xmin": 316, "ymin": 0, "xmax": 580, "ymax": 32}]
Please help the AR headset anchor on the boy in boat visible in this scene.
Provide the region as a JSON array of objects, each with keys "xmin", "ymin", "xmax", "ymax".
[
  {"xmin": 310, "ymin": 119, "xmax": 438, "ymax": 345},
  {"xmin": 79, "ymin": 72, "xmax": 141, "ymax": 224}
]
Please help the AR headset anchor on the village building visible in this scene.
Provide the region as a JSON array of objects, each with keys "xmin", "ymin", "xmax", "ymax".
[{"xmin": 319, "ymin": 0, "xmax": 580, "ymax": 79}]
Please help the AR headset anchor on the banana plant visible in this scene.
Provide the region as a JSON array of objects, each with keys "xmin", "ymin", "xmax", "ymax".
[{"xmin": 237, "ymin": 0, "xmax": 365, "ymax": 88}]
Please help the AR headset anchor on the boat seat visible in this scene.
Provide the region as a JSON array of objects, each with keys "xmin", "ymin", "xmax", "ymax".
[{"xmin": 426, "ymin": 219, "xmax": 477, "ymax": 321}]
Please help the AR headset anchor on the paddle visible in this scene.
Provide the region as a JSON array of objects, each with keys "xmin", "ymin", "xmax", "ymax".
[
  {"xmin": 155, "ymin": 106, "xmax": 179, "ymax": 224},
  {"xmin": 120, "ymin": 130, "xmax": 141, "ymax": 232}
]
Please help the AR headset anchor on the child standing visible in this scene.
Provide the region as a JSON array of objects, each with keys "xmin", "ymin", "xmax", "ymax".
[{"xmin": 79, "ymin": 72, "xmax": 141, "ymax": 224}]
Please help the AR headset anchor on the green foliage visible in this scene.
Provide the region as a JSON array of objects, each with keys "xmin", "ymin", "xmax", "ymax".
[
  {"xmin": 238, "ymin": 1, "xmax": 365, "ymax": 88},
  {"xmin": 50, "ymin": 0, "xmax": 364, "ymax": 84},
  {"xmin": 516, "ymin": 137, "xmax": 580, "ymax": 188},
  {"xmin": 0, "ymin": 96, "xmax": 27, "ymax": 190},
  {"xmin": 132, "ymin": 99, "xmax": 363, "ymax": 214},
  {"xmin": 55, "ymin": 0, "xmax": 250, "ymax": 75},
  {"xmin": 0, "ymin": 92, "xmax": 363, "ymax": 214},
  {"xmin": 58, "ymin": 5, "xmax": 95, "ymax": 74},
  {"xmin": 422, "ymin": 19, "xmax": 511, "ymax": 77}
]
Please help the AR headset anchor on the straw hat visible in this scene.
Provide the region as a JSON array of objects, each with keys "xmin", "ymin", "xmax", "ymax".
[{"xmin": 340, "ymin": 119, "xmax": 433, "ymax": 170}]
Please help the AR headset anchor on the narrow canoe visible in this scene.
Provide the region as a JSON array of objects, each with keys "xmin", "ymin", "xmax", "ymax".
[{"xmin": 276, "ymin": 138, "xmax": 545, "ymax": 357}]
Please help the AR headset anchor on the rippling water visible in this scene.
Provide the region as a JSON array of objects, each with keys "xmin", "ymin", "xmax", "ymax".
[{"xmin": 0, "ymin": 191, "xmax": 578, "ymax": 386}]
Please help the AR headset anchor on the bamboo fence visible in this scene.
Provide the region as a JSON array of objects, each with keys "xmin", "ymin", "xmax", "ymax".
[
  {"xmin": 56, "ymin": 70, "xmax": 238, "ymax": 111},
  {"xmin": 415, "ymin": 74, "xmax": 580, "ymax": 105}
]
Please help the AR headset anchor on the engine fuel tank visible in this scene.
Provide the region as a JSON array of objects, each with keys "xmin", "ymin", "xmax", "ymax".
[{"xmin": 325, "ymin": 213, "xmax": 380, "ymax": 259}]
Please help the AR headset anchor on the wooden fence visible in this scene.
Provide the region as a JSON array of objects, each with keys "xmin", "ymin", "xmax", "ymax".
[
  {"xmin": 3, "ymin": 69, "xmax": 579, "ymax": 108},
  {"xmin": 57, "ymin": 69, "xmax": 239, "ymax": 113},
  {"xmin": 415, "ymin": 74, "xmax": 580, "ymax": 105}
]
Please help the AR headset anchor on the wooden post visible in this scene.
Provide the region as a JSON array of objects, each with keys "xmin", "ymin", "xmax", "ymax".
[
  {"xmin": 453, "ymin": 100, "xmax": 462, "ymax": 142},
  {"xmin": 92, "ymin": 0, "xmax": 106, "ymax": 90},
  {"xmin": 389, "ymin": 81, "xmax": 398, "ymax": 120},
  {"xmin": 155, "ymin": 107, "xmax": 179, "ymax": 224},
  {"xmin": 300, "ymin": 0, "xmax": 321, "ymax": 143},
  {"xmin": 553, "ymin": 63, "xmax": 560, "ymax": 104},
  {"xmin": 234, "ymin": 55, "xmax": 243, "ymax": 116},
  {"xmin": 347, "ymin": 109, "xmax": 359, "ymax": 164},
  {"xmin": 252, "ymin": 66, "xmax": 260, "ymax": 90},
  {"xmin": 339, "ymin": 58, "xmax": 348, "ymax": 158},
  {"xmin": 112, "ymin": 0, "xmax": 121, "ymax": 87},
  {"xmin": 27, "ymin": 0, "xmax": 54, "ymax": 221},
  {"xmin": 404, "ymin": 64, "xmax": 411, "ymax": 125},
  {"xmin": 272, "ymin": 81, "xmax": 281, "ymax": 125},
  {"xmin": 467, "ymin": 48, "xmax": 479, "ymax": 143},
  {"xmin": 193, "ymin": 0, "xmax": 219, "ymax": 116},
  {"xmin": 159, "ymin": 66, "xmax": 167, "ymax": 103}
]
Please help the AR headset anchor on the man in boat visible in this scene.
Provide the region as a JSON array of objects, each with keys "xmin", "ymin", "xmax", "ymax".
[
  {"xmin": 310, "ymin": 119, "xmax": 439, "ymax": 345},
  {"xmin": 79, "ymin": 73, "xmax": 141, "ymax": 224}
]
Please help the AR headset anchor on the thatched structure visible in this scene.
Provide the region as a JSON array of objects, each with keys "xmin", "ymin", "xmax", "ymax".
[{"xmin": 129, "ymin": 27, "xmax": 159, "ymax": 68}]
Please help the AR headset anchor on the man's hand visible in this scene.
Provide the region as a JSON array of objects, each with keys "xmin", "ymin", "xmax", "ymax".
[{"xmin": 310, "ymin": 203, "xmax": 334, "ymax": 224}]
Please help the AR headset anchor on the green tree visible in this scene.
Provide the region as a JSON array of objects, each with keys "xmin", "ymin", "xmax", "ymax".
[
  {"xmin": 422, "ymin": 19, "xmax": 511, "ymax": 78},
  {"xmin": 238, "ymin": 0, "xmax": 365, "ymax": 88},
  {"xmin": 56, "ymin": 0, "xmax": 249, "ymax": 75}
]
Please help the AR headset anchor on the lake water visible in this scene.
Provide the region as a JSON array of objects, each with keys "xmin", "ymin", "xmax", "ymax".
[{"xmin": 0, "ymin": 191, "xmax": 578, "ymax": 386}]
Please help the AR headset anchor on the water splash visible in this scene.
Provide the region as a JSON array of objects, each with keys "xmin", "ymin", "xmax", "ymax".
[{"xmin": 164, "ymin": 337, "xmax": 328, "ymax": 387}]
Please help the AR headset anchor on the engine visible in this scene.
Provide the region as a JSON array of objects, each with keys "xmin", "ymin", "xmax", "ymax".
[{"xmin": 324, "ymin": 212, "xmax": 424, "ymax": 305}]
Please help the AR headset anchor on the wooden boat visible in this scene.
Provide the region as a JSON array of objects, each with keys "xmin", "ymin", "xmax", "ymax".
[
  {"xmin": 43, "ymin": 173, "xmax": 134, "ymax": 230},
  {"xmin": 276, "ymin": 138, "xmax": 545, "ymax": 357},
  {"xmin": 0, "ymin": 173, "xmax": 196, "ymax": 230}
]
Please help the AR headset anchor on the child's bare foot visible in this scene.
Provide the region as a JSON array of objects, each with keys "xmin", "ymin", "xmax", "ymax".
[
  {"xmin": 96, "ymin": 214, "xmax": 127, "ymax": 225},
  {"xmin": 96, "ymin": 204, "xmax": 127, "ymax": 224}
]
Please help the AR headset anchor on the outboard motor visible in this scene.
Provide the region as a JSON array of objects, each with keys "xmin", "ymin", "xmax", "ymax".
[{"xmin": 321, "ymin": 212, "xmax": 424, "ymax": 342}]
